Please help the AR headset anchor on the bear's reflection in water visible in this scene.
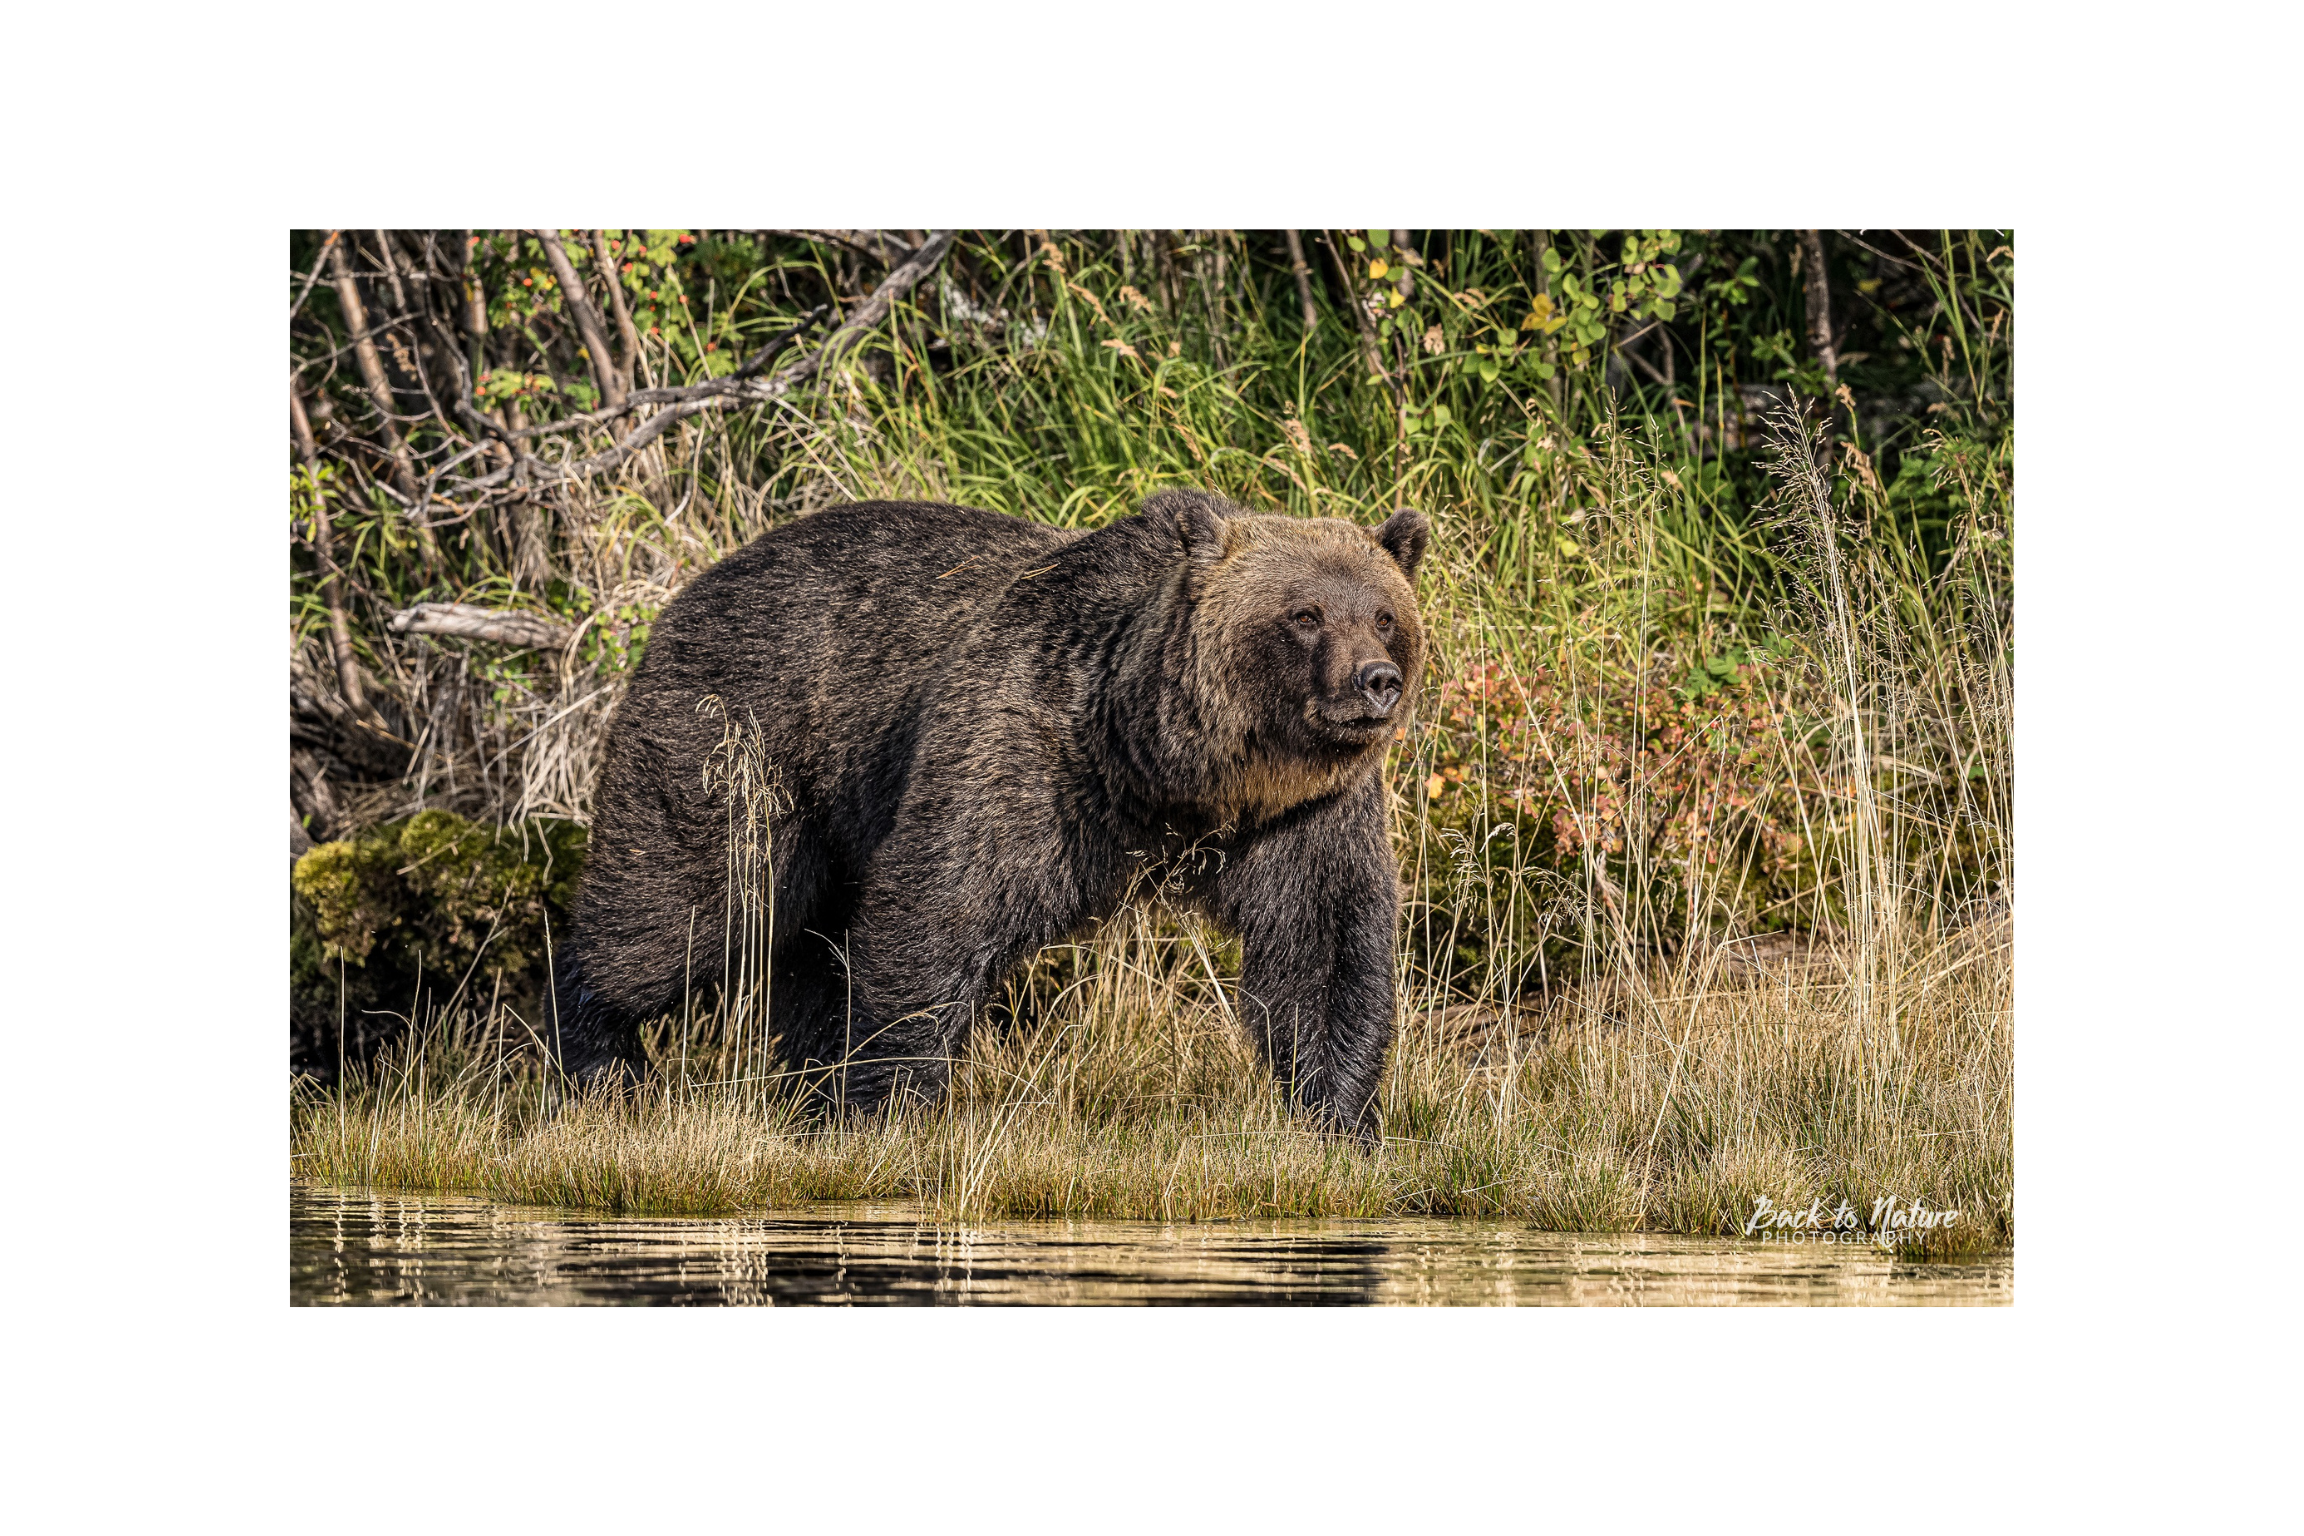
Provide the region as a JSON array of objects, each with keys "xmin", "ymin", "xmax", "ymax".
[{"xmin": 290, "ymin": 1184, "xmax": 2011, "ymax": 1307}]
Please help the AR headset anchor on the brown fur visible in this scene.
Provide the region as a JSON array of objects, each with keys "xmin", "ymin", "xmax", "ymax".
[
  {"xmin": 554, "ymin": 490, "xmax": 1430, "ymax": 1137},
  {"xmin": 1189, "ymin": 516, "xmax": 1424, "ymax": 823}
]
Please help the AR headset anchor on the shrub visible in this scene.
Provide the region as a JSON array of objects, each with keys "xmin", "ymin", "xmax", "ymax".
[{"xmin": 290, "ymin": 811, "xmax": 586, "ymax": 1079}]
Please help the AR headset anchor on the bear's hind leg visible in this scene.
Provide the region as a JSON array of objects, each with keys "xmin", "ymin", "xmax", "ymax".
[
  {"xmin": 549, "ymin": 946, "xmax": 656, "ymax": 1094},
  {"xmin": 764, "ymin": 927, "xmax": 866, "ymax": 1106}
]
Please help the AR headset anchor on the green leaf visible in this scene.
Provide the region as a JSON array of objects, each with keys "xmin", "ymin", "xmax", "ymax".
[
  {"xmin": 1347, "ymin": 236, "xmax": 1366, "ymax": 252},
  {"xmin": 1541, "ymin": 248, "xmax": 1563, "ymax": 275},
  {"xmin": 1368, "ymin": 229, "xmax": 1390, "ymax": 247}
]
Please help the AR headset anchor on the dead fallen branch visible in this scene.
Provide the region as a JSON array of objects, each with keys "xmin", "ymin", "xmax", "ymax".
[{"xmin": 389, "ymin": 603, "xmax": 574, "ymax": 650}]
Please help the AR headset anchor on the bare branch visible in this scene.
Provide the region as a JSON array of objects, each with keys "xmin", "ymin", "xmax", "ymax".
[
  {"xmin": 442, "ymin": 231, "xmax": 956, "ymax": 495},
  {"xmin": 389, "ymin": 603, "xmax": 574, "ymax": 649},
  {"xmin": 765, "ymin": 229, "xmax": 918, "ymax": 264},
  {"xmin": 293, "ymin": 372, "xmax": 374, "ymax": 721},
  {"xmin": 587, "ymin": 229, "xmax": 647, "ymax": 389},
  {"xmin": 535, "ymin": 229, "xmax": 628, "ymax": 411},
  {"xmin": 290, "ymin": 230, "xmax": 341, "ymax": 324},
  {"xmin": 1283, "ymin": 229, "xmax": 1318, "ymax": 332},
  {"xmin": 727, "ymin": 303, "xmax": 832, "ymax": 381},
  {"xmin": 1320, "ymin": 230, "xmax": 1390, "ymax": 385},
  {"xmin": 376, "ymin": 230, "xmax": 475, "ymax": 449},
  {"xmin": 1832, "ymin": 229, "xmax": 1924, "ymax": 273},
  {"xmin": 1800, "ymin": 229, "xmax": 1838, "ymax": 388},
  {"xmin": 327, "ymin": 232, "xmax": 425, "ymax": 507}
]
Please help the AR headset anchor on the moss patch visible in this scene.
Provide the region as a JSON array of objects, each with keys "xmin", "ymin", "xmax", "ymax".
[{"xmin": 290, "ymin": 811, "xmax": 586, "ymax": 1078}]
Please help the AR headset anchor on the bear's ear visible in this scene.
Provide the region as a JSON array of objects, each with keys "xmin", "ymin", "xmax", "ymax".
[
  {"xmin": 1143, "ymin": 489, "xmax": 1233, "ymax": 564},
  {"xmin": 1374, "ymin": 508, "xmax": 1430, "ymax": 579}
]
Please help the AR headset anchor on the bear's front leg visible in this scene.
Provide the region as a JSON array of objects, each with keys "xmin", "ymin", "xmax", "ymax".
[{"xmin": 1206, "ymin": 773, "xmax": 1400, "ymax": 1141}]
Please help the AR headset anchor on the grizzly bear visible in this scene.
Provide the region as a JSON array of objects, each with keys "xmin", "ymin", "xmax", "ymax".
[{"xmin": 554, "ymin": 490, "xmax": 1429, "ymax": 1137}]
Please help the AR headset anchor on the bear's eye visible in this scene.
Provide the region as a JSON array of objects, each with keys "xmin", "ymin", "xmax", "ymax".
[
  {"xmin": 1377, "ymin": 612, "xmax": 1395, "ymax": 633},
  {"xmin": 1292, "ymin": 608, "xmax": 1321, "ymax": 630}
]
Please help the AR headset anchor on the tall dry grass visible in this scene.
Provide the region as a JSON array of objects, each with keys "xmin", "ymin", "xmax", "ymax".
[{"xmin": 292, "ymin": 914, "xmax": 2009, "ymax": 1251}]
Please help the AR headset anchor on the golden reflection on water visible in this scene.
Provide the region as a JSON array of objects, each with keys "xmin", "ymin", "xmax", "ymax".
[{"xmin": 291, "ymin": 1183, "xmax": 2011, "ymax": 1307}]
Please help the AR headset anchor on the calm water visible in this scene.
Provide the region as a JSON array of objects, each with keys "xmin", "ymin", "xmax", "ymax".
[{"xmin": 291, "ymin": 1183, "xmax": 2011, "ymax": 1306}]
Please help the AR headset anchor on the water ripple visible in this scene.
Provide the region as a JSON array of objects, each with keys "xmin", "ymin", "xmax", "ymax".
[{"xmin": 290, "ymin": 1183, "xmax": 2012, "ymax": 1307}]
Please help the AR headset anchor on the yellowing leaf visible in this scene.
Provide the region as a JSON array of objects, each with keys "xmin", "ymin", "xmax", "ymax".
[{"xmin": 1368, "ymin": 259, "xmax": 1390, "ymax": 279}]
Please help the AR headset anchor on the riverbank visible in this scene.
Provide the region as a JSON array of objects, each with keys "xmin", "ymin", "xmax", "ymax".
[{"xmin": 292, "ymin": 924, "xmax": 2011, "ymax": 1257}]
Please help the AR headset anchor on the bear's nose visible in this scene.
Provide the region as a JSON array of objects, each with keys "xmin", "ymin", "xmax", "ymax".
[{"xmin": 1356, "ymin": 660, "xmax": 1403, "ymax": 714}]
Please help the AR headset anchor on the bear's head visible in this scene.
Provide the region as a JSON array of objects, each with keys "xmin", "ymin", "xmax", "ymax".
[{"xmin": 1142, "ymin": 490, "xmax": 1430, "ymax": 815}]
